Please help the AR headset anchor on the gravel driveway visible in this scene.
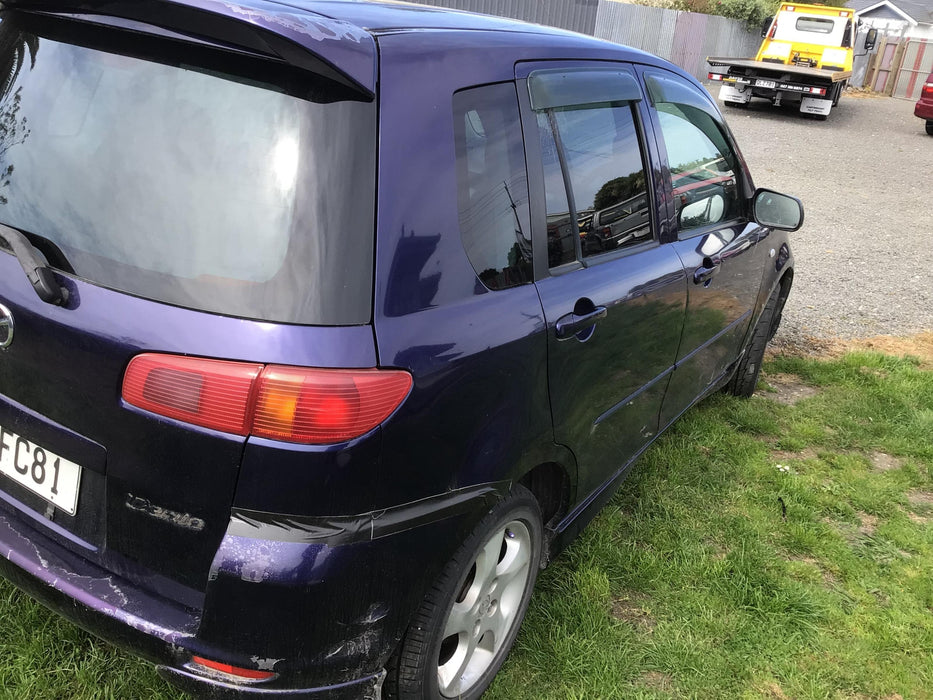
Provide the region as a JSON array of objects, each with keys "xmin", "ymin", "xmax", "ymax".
[{"xmin": 717, "ymin": 92, "xmax": 933, "ymax": 349}]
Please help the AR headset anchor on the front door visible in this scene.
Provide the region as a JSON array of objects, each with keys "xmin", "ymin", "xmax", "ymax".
[{"xmin": 637, "ymin": 67, "xmax": 768, "ymax": 427}]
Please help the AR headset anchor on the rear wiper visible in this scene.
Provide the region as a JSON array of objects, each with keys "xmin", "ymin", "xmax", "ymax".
[{"xmin": 0, "ymin": 223, "xmax": 69, "ymax": 306}]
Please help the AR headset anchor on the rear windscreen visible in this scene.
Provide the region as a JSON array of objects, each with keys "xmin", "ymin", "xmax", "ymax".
[{"xmin": 0, "ymin": 13, "xmax": 375, "ymax": 324}]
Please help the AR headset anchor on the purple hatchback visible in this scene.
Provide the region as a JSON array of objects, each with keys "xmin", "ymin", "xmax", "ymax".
[{"xmin": 0, "ymin": 1, "xmax": 803, "ymax": 697}]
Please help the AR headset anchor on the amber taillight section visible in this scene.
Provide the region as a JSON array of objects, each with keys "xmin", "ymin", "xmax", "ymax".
[
  {"xmin": 122, "ymin": 354, "xmax": 412, "ymax": 444},
  {"xmin": 253, "ymin": 366, "xmax": 413, "ymax": 444}
]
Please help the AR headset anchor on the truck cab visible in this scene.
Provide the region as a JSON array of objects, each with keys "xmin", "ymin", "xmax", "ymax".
[{"xmin": 758, "ymin": 3, "xmax": 856, "ymax": 72}]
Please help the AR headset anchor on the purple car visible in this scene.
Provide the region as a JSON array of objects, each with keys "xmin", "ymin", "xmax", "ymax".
[{"xmin": 0, "ymin": 1, "xmax": 802, "ymax": 697}]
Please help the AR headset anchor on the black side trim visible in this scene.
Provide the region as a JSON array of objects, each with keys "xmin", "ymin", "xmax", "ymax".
[{"xmin": 228, "ymin": 482, "xmax": 511, "ymax": 545}]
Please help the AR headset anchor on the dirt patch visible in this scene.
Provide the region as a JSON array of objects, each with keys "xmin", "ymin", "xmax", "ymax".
[
  {"xmin": 768, "ymin": 332, "xmax": 933, "ymax": 370},
  {"xmin": 610, "ymin": 594, "xmax": 656, "ymax": 632},
  {"xmin": 764, "ymin": 373, "xmax": 821, "ymax": 405},
  {"xmin": 907, "ymin": 490, "xmax": 933, "ymax": 511},
  {"xmin": 637, "ymin": 671, "xmax": 674, "ymax": 692},
  {"xmin": 759, "ymin": 682, "xmax": 791, "ymax": 699},
  {"xmin": 907, "ymin": 511, "xmax": 930, "ymax": 525},
  {"xmin": 871, "ymin": 452, "xmax": 904, "ymax": 472},
  {"xmin": 857, "ymin": 512, "xmax": 879, "ymax": 537},
  {"xmin": 786, "ymin": 554, "xmax": 837, "ymax": 585},
  {"xmin": 842, "ymin": 88, "xmax": 885, "ymax": 99}
]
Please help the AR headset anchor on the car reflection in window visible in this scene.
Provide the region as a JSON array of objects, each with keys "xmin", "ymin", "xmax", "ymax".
[{"xmin": 585, "ymin": 189, "xmax": 650, "ymax": 255}]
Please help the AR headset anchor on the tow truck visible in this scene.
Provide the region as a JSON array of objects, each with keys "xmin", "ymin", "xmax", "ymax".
[{"xmin": 707, "ymin": 2, "xmax": 877, "ymax": 119}]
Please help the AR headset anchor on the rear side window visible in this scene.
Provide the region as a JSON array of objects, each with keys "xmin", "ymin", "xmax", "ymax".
[
  {"xmin": 536, "ymin": 103, "xmax": 651, "ymax": 267},
  {"xmin": 0, "ymin": 14, "xmax": 376, "ymax": 324},
  {"xmin": 453, "ymin": 83, "xmax": 532, "ymax": 291}
]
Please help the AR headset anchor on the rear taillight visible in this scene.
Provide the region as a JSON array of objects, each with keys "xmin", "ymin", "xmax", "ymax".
[
  {"xmin": 122, "ymin": 355, "xmax": 262, "ymax": 435},
  {"xmin": 122, "ymin": 354, "xmax": 412, "ymax": 444},
  {"xmin": 923, "ymin": 82, "xmax": 933, "ymax": 98}
]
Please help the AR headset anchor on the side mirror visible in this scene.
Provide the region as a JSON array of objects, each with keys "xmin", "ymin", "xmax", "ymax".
[
  {"xmin": 865, "ymin": 27, "xmax": 878, "ymax": 51},
  {"xmin": 760, "ymin": 16, "xmax": 773, "ymax": 38},
  {"xmin": 752, "ymin": 189, "xmax": 804, "ymax": 231}
]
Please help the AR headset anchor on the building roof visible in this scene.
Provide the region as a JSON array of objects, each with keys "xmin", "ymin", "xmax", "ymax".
[{"xmin": 847, "ymin": 0, "xmax": 933, "ymax": 25}]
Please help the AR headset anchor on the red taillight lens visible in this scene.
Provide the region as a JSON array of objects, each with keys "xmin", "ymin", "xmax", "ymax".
[
  {"xmin": 122, "ymin": 354, "xmax": 412, "ymax": 444},
  {"xmin": 922, "ymin": 82, "xmax": 933, "ymax": 98},
  {"xmin": 123, "ymin": 355, "xmax": 262, "ymax": 435},
  {"xmin": 253, "ymin": 366, "xmax": 413, "ymax": 444},
  {"xmin": 190, "ymin": 655, "xmax": 275, "ymax": 681}
]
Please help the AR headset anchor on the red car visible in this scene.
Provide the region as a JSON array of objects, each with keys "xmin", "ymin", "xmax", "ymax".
[{"xmin": 917, "ymin": 71, "xmax": 933, "ymax": 135}]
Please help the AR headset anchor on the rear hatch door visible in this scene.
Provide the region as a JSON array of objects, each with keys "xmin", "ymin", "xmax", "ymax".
[{"xmin": 0, "ymin": 8, "xmax": 377, "ymax": 597}]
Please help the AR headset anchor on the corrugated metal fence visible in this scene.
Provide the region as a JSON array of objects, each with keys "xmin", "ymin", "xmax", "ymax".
[
  {"xmin": 413, "ymin": 0, "xmax": 600, "ymax": 36},
  {"xmin": 593, "ymin": 2, "xmax": 761, "ymax": 80},
  {"xmin": 414, "ymin": 0, "xmax": 761, "ymax": 82}
]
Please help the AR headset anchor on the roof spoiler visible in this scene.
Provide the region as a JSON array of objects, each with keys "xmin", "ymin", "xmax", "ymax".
[{"xmin": 0, "ymin": 0, "xmax": 376, "ymax": 96}]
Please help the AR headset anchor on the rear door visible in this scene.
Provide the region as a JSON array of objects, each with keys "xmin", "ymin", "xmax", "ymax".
[
  {"xmin": 518, "ymin": 63, "xmax": 687, "ymax": 501},
  {"xmin": 637, "ymin": 68, "xmax": 767, "ymax": 426}
]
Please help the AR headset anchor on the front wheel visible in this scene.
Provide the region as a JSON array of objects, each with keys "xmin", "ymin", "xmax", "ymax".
[
  {"xmin": 386, "ymin": 485, "xmax": 543, "ymax": 699},
  {"xmin": 727, "ymin": 281, "xmax": 788, "ymax": 397}
]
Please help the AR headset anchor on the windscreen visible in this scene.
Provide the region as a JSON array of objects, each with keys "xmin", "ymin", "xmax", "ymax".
[{"xmin": 0, "ymin": 13, "xmax": 376, "ymax": 324}]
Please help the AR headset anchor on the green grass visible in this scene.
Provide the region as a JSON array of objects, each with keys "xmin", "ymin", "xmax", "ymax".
[{"xmin": 2, "ymin": 351, "xmax": 932, "ymax": 699}]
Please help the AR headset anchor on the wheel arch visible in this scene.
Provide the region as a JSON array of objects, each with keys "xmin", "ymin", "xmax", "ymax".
[{"xmin": 517, "ymin": 462, "xmax": 571, "ymax": 532}]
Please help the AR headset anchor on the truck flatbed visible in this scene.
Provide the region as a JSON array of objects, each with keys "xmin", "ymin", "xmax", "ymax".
[{"xmin": 707, "ymin": 57, "xmax": 851, "ymax": 83}]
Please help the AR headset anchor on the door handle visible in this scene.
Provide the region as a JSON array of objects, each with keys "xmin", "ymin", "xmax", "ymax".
[
  {"xmin": 555, "ymin": 306, "xmax": 607, "ymax": 340},
  {"xmin": 693, "ymin": 258, "xmax": 720, "ymax": 285}
]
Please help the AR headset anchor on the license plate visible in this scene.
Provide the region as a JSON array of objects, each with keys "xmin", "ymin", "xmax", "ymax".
[
  {"xmin": 756, "ymin": 79, "xmax": 777, "ymax": 89},
  {"xmin": 0, "ymin": 423, "xmax": 81, "ymax": 515}
]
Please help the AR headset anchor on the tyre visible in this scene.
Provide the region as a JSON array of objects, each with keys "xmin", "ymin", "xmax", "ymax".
[
  {"xmin": 926, "ymin": 120, "xmax": 933, "ymax": 136},
  {"xmin": 386, "ymin": 485, "xmax": 543, "ymax": 699},
  {"xmin": 727, "ymin": 281, "xmax": 787, "ymax": 398}
]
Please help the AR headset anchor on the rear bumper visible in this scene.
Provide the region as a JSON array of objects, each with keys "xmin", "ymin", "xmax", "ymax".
[
  {"xmin": 915, "ymin": 100, "xmax": 933, "ymax": 120},
  {"xmin": 156, "ymin": 666, "xmax": 385, "ymax": 699},
  {"xmin": 0, "ymin": 511, "xmax": 198, "ymax": 666},
  {"xmin": 0, "ymin": 483, "xmax": 505, "ymax": 697}
]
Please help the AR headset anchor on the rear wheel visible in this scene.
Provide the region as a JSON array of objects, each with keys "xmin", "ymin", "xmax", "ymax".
[
  {"xmin": 385, "ymin": 485, "xmax": 543, "ymax": 700},
  {"xmin": 926, "ymin": 120, "xmax": 933, "ymax": 135},
  {"xmin": 727, "ymin": 281, "xmax": 787, "ymax": 397}
]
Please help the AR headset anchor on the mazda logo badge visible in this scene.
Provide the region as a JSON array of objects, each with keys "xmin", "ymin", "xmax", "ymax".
[{"xmin": 0, "ymin": 303, "xmax": 13, "ymax": 349}]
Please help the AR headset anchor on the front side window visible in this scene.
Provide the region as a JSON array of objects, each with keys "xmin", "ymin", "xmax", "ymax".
[
  {"xmin": 453, "ymin": 83, "xmax": 532, "ymax": 291},
  {"xmin": 536, "ymin": 102, "xmax": 651, "ymax": 267},
  {"xmin": 646, "ymin": 71, "xmax": 742, "ymax": 233}
]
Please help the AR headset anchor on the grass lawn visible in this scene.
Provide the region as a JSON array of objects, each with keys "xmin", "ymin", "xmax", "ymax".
[{"xmin": 1, "ymin": 350, "xmax": 932, "ymax": 699}]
